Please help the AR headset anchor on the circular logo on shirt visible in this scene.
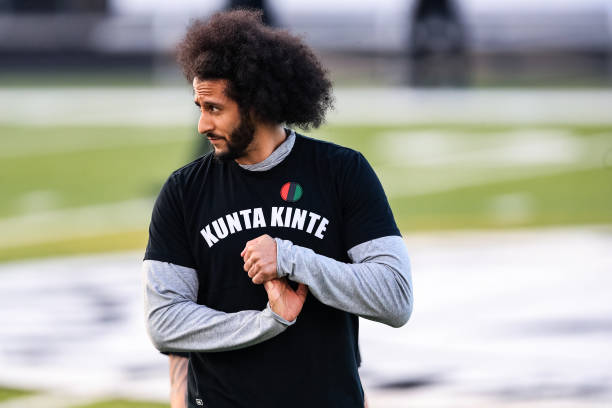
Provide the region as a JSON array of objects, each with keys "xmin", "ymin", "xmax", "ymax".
[{"xmin": 280, "ymin": 182, "xmax": 303, "ymax": 202}]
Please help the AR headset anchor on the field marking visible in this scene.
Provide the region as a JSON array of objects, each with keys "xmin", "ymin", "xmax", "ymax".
[
  {"xmin": 3, "ymin": 88, "xmax": 612, "ymax": 125},
  {"xmin": 377, "ymin": 129, "xmax": 612, "ymax": 197},
  {"xmin": 378, "ymin": 162, "xmax": 597, "ymax": 197},
  {"xmin": 0, "ymin": 393, "xmax": 95, "ymax": 408},
  {"xmin": 0, "ymin": 130, "xmax": 194, "ymax": 159},
  {"xmin": 0, "ymin": 198, "xmax": 154, "ymax": 247},
  {"xmin": 379, "ymin": 129, "xmax": 611, "ymax": 167}
]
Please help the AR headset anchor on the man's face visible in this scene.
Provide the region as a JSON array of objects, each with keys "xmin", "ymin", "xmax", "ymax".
[{"xmin": 193, "ymin": 77, "xmax": 254, "ymax": 161}]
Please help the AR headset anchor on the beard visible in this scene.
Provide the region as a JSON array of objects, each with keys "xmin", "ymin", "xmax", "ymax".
[{"xmin": 209, "ymin": 112, "xmax": 255, "ymax": 162}]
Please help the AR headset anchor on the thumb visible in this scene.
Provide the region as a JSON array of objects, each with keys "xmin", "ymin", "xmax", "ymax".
[
  {"xmin": 296, "ymin": 283, "xmax": 308, "ymax": 299},
  {"xmin": 263, "ymin": 280, "xmax": 274, "ymax": 291}
]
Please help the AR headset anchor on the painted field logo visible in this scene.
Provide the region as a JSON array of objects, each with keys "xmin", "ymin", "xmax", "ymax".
[{"xmin": 280, "ymin": 182, "xmax": 303, "ymax": 202}]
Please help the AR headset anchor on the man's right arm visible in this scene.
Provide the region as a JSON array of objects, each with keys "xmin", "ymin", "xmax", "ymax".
[
  {"xmin": 169, "ymin": 354, "xmax": 188, "ymax": 408},
  {"xmin": 144, "ymin": 260, "xmax": 297, "ymax": 353}
]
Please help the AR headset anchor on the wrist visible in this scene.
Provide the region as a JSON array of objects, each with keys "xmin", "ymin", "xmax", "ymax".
[
  {"xmin": 265, "ymin": 302, "xmax": 296, "ymax": 326},
  {"xmin": 274, "ymin": 238, "xmax": 294, "ymax": 278}
]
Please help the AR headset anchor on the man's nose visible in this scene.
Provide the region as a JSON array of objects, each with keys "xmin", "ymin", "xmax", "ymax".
[{"xmin": 197, "ymin": 112, "xmax": 213, "ymax": 134}]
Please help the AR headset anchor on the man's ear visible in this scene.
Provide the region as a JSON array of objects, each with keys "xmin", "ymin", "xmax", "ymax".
[
  {"xmin": 246, "ymin": 108, "xmax": 268, "ymax": 134},
  {"xmin": 248, "ymin": 108, "xmax": 260, "ymax": 124},
  {"xmin": 247, "ymin": 109, "xmax": 281, "ymax": 133}
]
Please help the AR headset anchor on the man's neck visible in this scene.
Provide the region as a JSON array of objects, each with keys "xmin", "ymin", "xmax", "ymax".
[{"xmin": 235, "ymin": 124, "xmax": 287, "ymax": 166}]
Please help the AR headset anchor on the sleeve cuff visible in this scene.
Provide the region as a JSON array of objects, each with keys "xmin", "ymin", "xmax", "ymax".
[
  {"xmin": 264, "ymin": 302, "xmax": 296, "ymax": 326},
  {"xmin": 162, "ymin": 351, "xmax": 190, "ymax": 358},
  {"xmin": 275, "ymin": 237, "xmax": 294, "ymax": 278}
]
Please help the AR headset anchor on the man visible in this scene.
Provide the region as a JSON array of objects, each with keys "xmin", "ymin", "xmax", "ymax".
[{"xmin": 143, "ymin": 9, "xmax": 413, "ymax": 408}]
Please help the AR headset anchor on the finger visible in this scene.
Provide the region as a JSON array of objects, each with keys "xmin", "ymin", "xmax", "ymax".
[
  {"xmin": 241, "ymin": 240, "xmax": 253, "ymax": 258},
  {"xmin": 255, "ymin": 268, "xmax": 275, "ymax": 284},
  {"xmin": 248, "ymin": 265, "xmax": 260, "ymax": 279},
  {"xmin": 243, "ymin": 253, "xmax": 261, "ymax": 270},
  {"xmin": 245, "ymin": 257, "xmax": 262, "ymax": 273},
  {"xmin": 252, "ymin": 269, "xmax": 270, "ymax": 285}
]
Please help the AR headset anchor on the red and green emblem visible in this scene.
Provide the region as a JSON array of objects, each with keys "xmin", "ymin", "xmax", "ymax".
[{"xmin": 280, "ymin": 182, "xmax": 303, "ymax": 202}]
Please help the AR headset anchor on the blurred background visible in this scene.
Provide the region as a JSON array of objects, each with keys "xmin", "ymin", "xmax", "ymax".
[{"xmin": 0, "ymin": 0, "xmax": 611, "ymax": 407}]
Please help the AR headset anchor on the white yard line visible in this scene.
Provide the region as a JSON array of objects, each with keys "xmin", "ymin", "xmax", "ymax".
[
  {"xmin": 378, "ymin": 161, "xmax": 597, "ymax": 197},
  {"xmin": 376, "ymin": 129, "xmax": 612, "ymax": 197},
  {"xmin": 2, "ymin": 88, "xmax": 612, "ymax": 125},
  {"xmin": 0, "ymin": 198, "xmax": 154, "ymax": 247},
  {"xmin": 0, "ymin": 393, "xmax": 95, "ymax": 408},
  {"xmin": 379, "ymin": 130, "xmax": 612, "ymax": 168},
  {"xmin": 0, "ymin": 131, "xmax": 193, "ymax": 159}
]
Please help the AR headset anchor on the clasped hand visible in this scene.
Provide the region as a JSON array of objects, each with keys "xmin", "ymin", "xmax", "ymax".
[{"xmin": 241, "ymin": 234, "xmax": 307, "ymax": 321}]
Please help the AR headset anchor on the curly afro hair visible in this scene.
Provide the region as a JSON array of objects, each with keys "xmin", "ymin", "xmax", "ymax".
[{"xmin": 176, "ymin": 9, "xmax": 334, "ymax": 129}]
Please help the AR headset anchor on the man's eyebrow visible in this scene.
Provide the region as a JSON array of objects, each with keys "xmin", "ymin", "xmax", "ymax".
[
  {"xmin": 197, "ymin": 100, "xmax": 223, "ymax": 108},
  {"xmin": 194, "ymin": 100, "xmax": 201, "ymax": 107}
]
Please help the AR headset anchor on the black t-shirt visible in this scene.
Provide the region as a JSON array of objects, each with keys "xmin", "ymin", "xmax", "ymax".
[{"xmin": 145, "ymin": 132, "xmax": 400, "ymax": 408}]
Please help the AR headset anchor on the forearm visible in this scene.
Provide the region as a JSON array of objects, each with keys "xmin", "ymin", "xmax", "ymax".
[
  {"xmin": 144, "ymin": 260, "xmax": 293, "ymax": 353},
  {"xmin": 276, "ymin": 235, "xmax": 413, "ymax": 327},
  {"xmin": 169, "ymin": 354, "xmax": 188, "ymax": 408}
]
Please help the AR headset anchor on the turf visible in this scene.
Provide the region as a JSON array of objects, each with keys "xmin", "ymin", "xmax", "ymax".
[
  {"xmin": 1, "ymin": 123, "xmax": 611, "ymax": 262},
  {"xmin": 0, "ymin": 386, "xmax": 36, "ymax": 402},
  {"xmin": 392, "ymin": 166, "xmax": 612, "ymax": 230},
  {"xmin": 0, "ymin": 230, "xmax": 148, "ymax": 263},
  {"xmin": 70, "ymin": 399, "xmax": 169, "ymax": 408},
  {"xmin": 0, "ymin": 125, "xmax": 196, "ymax": 217}
]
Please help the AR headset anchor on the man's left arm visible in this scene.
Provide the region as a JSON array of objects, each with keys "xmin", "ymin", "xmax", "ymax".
[
  {"xmin": 279, "ymin": 235, "xmax": 412, "ymax": 327},
  {"xmin": 242, "ymin": 234, "xmax": 412, "ymax": 328}
]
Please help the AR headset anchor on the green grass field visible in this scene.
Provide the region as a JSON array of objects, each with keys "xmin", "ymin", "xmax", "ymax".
[
  {"xmin": 0, "ymin": 386, "xmax": 168, "ymax": 407},
  {"xmin": 1, "ymin": 123, "xmax": 611, "ymax": 262},
  {"xmin": 70, "ymin": 398, "xmax": 169, "ymax": 408},
  {"xmin": 0, "ymin": 386, "xmax": 36, "ymax": 402}
]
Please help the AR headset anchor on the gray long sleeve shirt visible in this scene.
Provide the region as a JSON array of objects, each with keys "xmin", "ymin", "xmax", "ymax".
[{"xmin": 144, "ymin": 130, "xmax": 413, "ymax": 353}]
